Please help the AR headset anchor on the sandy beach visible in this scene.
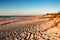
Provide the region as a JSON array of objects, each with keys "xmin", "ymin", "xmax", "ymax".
[{"xmin": 0, "ymin": 13, "xmax": 60, "ymax": 40}]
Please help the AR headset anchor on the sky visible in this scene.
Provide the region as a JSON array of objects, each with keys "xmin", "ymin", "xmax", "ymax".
[{"xmin": 0, "ymin": 0, "xmax": 60, "ymax": 15}]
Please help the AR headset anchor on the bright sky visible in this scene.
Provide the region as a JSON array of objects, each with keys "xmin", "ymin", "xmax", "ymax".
[{"xmin": 0, "ymin": 0, "xmax": 60, "ymax": 15}]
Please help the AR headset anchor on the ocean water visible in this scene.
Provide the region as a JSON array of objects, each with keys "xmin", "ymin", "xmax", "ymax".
[{"xmin": 0, "ymin": 16, "xmax": 27, "ymax": 18}]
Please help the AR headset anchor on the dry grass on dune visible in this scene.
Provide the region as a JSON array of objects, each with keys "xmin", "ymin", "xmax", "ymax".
[{"xmin": 0, "ymin": 13, "xmax": 60, "ymax": 40}]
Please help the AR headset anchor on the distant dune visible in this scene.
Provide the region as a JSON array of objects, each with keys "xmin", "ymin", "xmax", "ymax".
[{"xmin": 0, "ymin": 13, "xmax": 60, "ymax": 40}]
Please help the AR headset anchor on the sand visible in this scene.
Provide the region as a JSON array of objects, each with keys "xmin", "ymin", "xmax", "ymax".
[{"xmin": 0, "ymin": 13, "xmax": 60, "ymax": 40}]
